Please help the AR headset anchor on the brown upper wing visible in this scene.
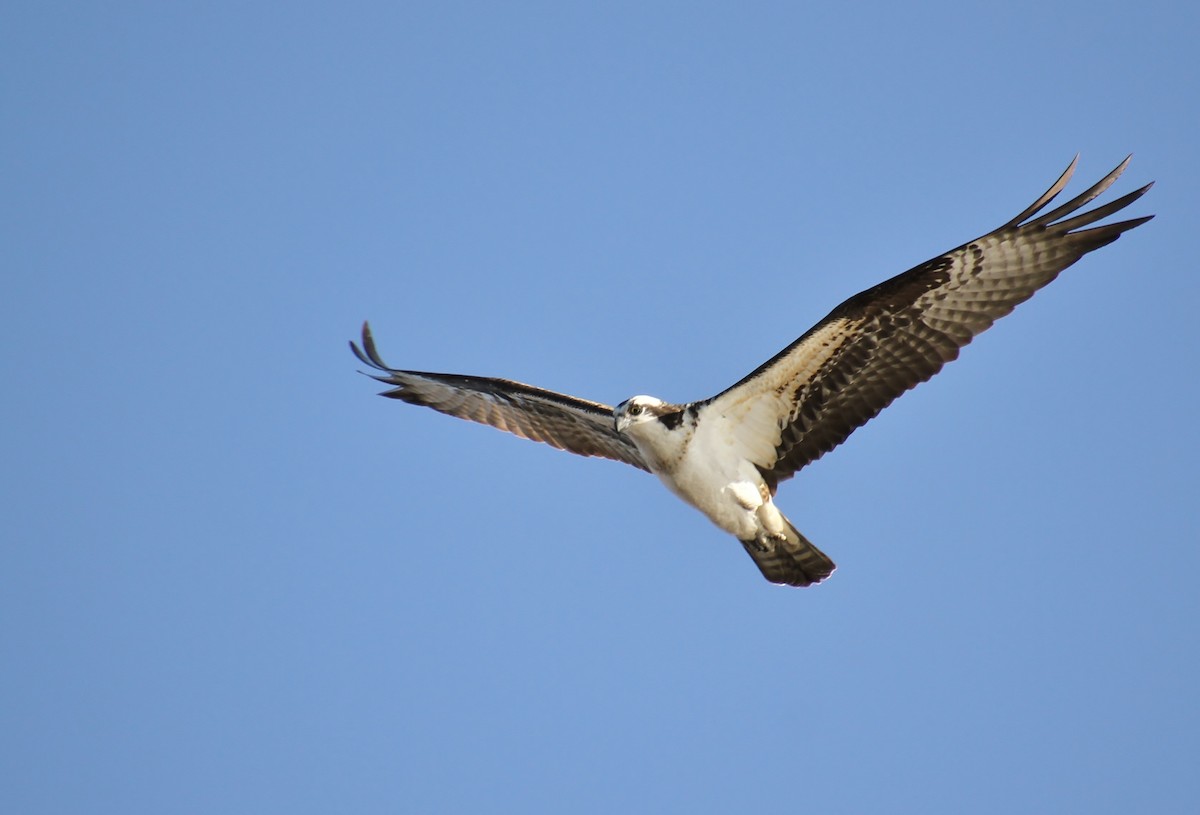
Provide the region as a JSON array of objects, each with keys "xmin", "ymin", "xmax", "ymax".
[
  {"xmin": 699, "ymin": 156, "xmax": 1153, "ymax": 491},
  {"xmin": 350, "ymin": 323, "xmax": 649, "ymax": 471}
]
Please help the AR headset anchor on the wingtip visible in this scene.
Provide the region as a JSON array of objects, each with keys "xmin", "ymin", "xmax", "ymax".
[
  {"xmin": 1020, "ymin": 153, "xmax": 1150, "ymax": 231},
  {"xmin": 1122, "ymin": 213, "xmax": 1156, "ymax": 229},
  {"xmin": 1003, "ymin": 155, "xmax": 1081, "ymax": 228},
  {"xmin": 350, "ymin": 320, "xmax": 393, "ymax": 372},
  {"xmin": 349, "ymin": 338, "xmax": 373, "ymax": 369},
  {"xmin": 1106, "ymin": 154, "xmax": 1133, "ymax": 186},
  {"xmin": 1061, "ymin": 154, "xmax": 1080, "ymax": 185}
]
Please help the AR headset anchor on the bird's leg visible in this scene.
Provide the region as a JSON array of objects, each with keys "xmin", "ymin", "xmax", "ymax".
[
  {"xmin": 741, "ymin": 537, "xmax": 769, "ymax": 553},
  {"xmin": 742, "ymin": 533, "xmax": 784, "ymax": 554}
]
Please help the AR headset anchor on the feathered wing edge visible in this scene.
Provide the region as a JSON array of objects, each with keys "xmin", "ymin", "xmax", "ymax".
[
  {"xmin": 1004, "ymin": 155, "xmax": 1153, "ymax": 235},
  {"xmin": 704, "ymin": 156, "xmax": 1153, "ymax": 490},
  {"xmin": 350, "ymin": 323, "xmax": 649, "ymax": 471}
]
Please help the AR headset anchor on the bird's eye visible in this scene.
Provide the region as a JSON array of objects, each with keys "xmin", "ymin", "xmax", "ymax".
[{"xmin": 629, "ymin": 404, "xmax": 643, "ymax": 416}]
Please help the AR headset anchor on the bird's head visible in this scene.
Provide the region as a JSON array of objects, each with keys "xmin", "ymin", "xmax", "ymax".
[{"xmin": 613, "ymin": 395, "xmax": 672, "ymax": 434}]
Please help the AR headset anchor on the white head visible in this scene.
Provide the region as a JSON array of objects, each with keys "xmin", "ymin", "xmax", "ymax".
[{"xmin": 613, "ymin": 395, "xmax": 671, "ymax": 434}]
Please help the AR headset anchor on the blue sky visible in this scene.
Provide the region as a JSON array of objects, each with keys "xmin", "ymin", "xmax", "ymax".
[{"xmin": 4, "ymin": 2, "xmax": 1198, "ymax": 812}]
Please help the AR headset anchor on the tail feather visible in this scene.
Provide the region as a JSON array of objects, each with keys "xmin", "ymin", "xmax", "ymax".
[{"xmin": 742, "ymin": 519, "xmax": 836, "ymax": 587}]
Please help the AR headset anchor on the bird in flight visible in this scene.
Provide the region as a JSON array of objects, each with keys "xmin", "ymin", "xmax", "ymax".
[{"xmin": 351, "ymin": 157, "xmax": 1152, "ymax": 587}]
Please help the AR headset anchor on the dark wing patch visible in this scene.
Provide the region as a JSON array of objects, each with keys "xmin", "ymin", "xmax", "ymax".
[
  {"xmin": 704, "ymin": 156, "xmax": 1153, "ymax": 491},
  {"xmin": 351, "ymin": 323, "xmax": 649, "ymax": 471}
]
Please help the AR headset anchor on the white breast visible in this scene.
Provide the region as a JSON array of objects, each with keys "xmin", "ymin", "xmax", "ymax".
[{"xmin": 627, "ymin": 415, "xmax": 768, "ymax": 540}]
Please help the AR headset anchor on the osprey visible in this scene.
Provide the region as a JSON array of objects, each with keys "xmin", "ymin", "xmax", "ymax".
[{"xmin": 352, "ymin": 157, "xmax": 1152, "ymax": 587}]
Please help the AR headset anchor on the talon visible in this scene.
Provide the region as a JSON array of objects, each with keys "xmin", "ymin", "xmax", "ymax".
[{"xmin": 743, "ymin": 536, "xmax": 773, "ymax": 554}]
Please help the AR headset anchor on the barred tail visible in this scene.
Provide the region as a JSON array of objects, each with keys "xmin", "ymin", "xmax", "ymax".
[{"xmin": 742, "ymin": 518, "xmax": 836, "ymax": 588}]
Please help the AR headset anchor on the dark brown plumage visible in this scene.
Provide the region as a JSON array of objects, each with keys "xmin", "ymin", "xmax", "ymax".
[
  {"xmin": 701, "ymin": 156, "xmax": 1153, "ymax": 493},
  {"xmin": 351, "ymin": 325, "xmax": 649, "ymax": 471}
]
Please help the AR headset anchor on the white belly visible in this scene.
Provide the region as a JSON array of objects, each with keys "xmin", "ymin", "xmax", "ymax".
[
  {"xmin": 651, "ymin": 444, "xmax": 773, "ymax": 541},
  {"xmin": 623, "ymin": 410, "xmax": 785, "ymax": 542}
]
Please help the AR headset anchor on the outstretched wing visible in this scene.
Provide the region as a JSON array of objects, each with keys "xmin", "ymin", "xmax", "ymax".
[
  {"xmin": 699, "ymin": 156, "xmax": 1153, "ymax": 490},
  {"xmin": 351, "ymin": 323, "xmax": 649, "ymax": 471}
]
